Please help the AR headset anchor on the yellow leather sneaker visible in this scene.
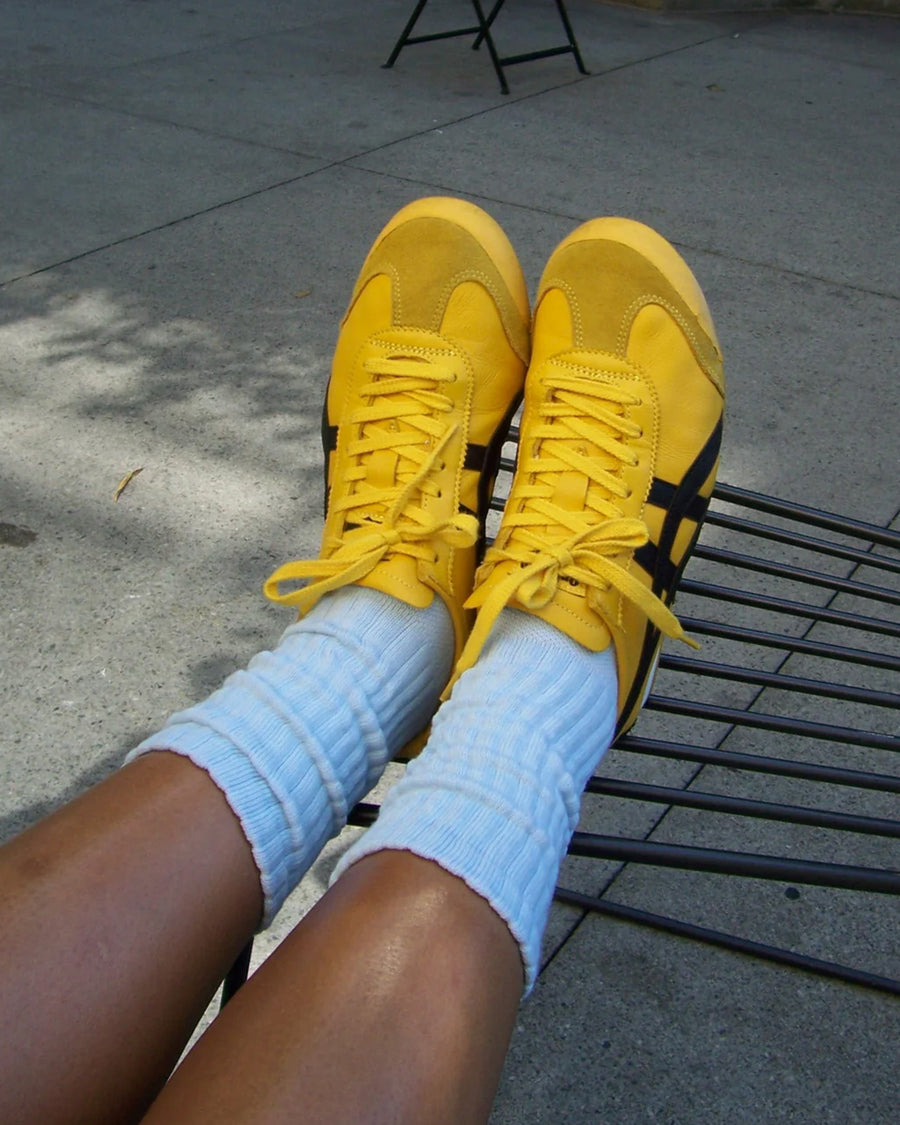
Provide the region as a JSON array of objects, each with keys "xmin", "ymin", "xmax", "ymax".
[
  {"xmin": 264, "ymin": 197, "xmax": 530, "ymax": 676},
  {"xmin": 454, "ymin": 217, "xmax": 725, "ymax": 737}
]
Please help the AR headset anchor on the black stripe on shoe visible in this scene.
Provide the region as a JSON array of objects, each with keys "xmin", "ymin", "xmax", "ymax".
[
  {"xmin": 633, "ymin": 541, "xmax": 676, "ymax": 593},
  {"xmin": 646, "ymin": 478, "xmax": 708, "ymax": 527},
  {"xmin": 634, "ymin": 416, "xmax": 723, "ymax": 599},
  {"xmin": 473, "ymin": 396, "xmax": 523, "ymax": 561},
  {"xmin": 464, "ymin": 443, "xmax": 489, "ymax": 472},
  {"xmin": 320, "ymin": 404, "xmax": 339, "ymax": 517},
  {"xmin": 616, "ymin": 417, "xmax": 723, "ymax": 737},
  {"xmin": 322, "ymin": 419, "xmax": 338, "ymax": 455},
  {"xmin": 652, "ymin": 415, "xmax": 722, "ymax": 597}
]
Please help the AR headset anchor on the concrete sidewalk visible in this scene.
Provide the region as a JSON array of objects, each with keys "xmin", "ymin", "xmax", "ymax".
[{"xmin": 2, "ymin": 1, "xmax": 898, "ymax": 1120}]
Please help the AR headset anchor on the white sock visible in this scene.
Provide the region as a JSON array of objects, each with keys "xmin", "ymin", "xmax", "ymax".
[
  {"xmin": 127, "ymin": 586, "xmax": 454, "ymax": 925},
  {"xmin": 330, "ymin": 607, "xmax": 618, "ymax": 995}
]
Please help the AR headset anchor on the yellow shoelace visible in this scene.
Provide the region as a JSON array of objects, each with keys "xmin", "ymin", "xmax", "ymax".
[
  {"xmin": 265, "ymin": 353, "xmax": 479, "ymax": 615},
  {"xmin": 451, "ymin": 366, "xmax": 696, "ymax": 689}
]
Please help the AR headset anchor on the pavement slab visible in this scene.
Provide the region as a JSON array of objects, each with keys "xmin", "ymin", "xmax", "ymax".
[
  {"xmin": 492, "ymin": 915, "xmax": 900, "ymax": 1125},
  {"xmin": 351, "ymin": 19, "xmax": 900, "ymax": 295}
]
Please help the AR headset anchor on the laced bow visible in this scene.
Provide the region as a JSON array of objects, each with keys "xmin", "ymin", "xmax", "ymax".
[
  {"xmin": 451, "ymin": 367, "xmax": 697, "ymax": 688},
  {"xmin": 265, "ymin": 353, "xmax": 478, "ymax": 615}
]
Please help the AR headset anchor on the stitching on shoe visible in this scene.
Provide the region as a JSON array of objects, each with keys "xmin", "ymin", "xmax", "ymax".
[
  {"xmin": 379, "ymin": 259, "xmax": 523, "ymax": 345},
  {"xmin": 619, "ymin": 295, "xmax": 722, "ymax": 385},
  {"xmin": 434, "ymin": 268, "xmax": 524, "ymax": 343},
  {"xmin": 371, "ymin": 338, "xmax": 456, "ymax": 362},
  {"xmin": 539, "ymin": 276, "xmax": 584, "ymax": 345},
  {"xmin": 446, "ymin": 352, "xmax": 476, "ymax": 602}
]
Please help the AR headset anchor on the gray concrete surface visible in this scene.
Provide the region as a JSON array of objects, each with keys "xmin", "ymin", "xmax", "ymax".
[{"xmin": 1, "ymin": 1, "xmax": 898, "ymax": 1120}]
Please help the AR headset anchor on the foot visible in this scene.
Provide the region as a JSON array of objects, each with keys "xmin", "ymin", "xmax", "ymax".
[
  {"xmin": 265, "ymin": 196, "xmax": 530, "ymax": 666},
  {"xmin": 455, "ymin": 217, "xmax": 725, "ymax": 737}
]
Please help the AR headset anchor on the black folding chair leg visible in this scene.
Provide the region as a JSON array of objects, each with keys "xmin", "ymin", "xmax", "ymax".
[
  {"xmin": 383, "ymin": 0, "xmax": 587, "ymax": 93},
  {"xmin": 470, "ymin": 0, "xmax": 511, "ymax": 93},
  {"xmin": 383, "ymin": 0, "xmax": 430, "ymax": 69},
  {"xmin": 554, "ymin": 0, "xmax": 589, "ymax": 74},
  {"xmin": 472, "ymin": 0, "xmax": 508, "ymax": 50}
]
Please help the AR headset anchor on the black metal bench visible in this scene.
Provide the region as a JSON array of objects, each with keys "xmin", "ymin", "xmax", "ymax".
[{"xmin": 550, "ymin": 473, "xmax": 900, "ymax": 997}]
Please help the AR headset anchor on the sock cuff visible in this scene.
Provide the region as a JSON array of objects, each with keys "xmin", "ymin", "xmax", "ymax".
[
  {"xmin": 128, "ymin": 720, "xmax": 331, "ymax": 925},
  {"xmin": 332, "ymin": 606, "xmax": 619, "ymax": 997},
  {"xmin": 125, "ymin": 588, "xmax": 455, "ymax": 926}
]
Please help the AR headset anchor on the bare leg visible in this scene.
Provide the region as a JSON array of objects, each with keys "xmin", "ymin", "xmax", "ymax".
[
  {"xmin": 1, "ymin": 754, "xmax": 521, "ymax": 1125},
  {"xmin": 143, "ymin": 851, "xmax": 522, "ymax": 1125},
  {"xmin": 0, "ymin": 751, "xmax": 262, "ymax": 1125}
]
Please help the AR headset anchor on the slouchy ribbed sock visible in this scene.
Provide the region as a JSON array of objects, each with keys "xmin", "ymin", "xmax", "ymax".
[
  {"xmin": 330, "ymin": 607, "xmax": 618, "ymax": 994},
  {"xmin": 127, "ymin": 586, "xmax": 454, "ymax": 925}
]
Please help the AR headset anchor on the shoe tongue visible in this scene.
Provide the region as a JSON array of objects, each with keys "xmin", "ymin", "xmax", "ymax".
[
  {"xmin": 366, "ymin": 448, "xmax": 399, "ymax": 491},
  {"xmin": 488, "ymin": 560, "xmax": 613, "ymax": 652},
  {"xmin": 351, "ymin": 344, "xmax": 429, "ymax": 521},
  {"xmin": 543, "ymin": 359, "xmax": 628, "ymax": 516},
  {"xmin": 551, "ymin": 470, "xmax": 588, "ymax": 511},
  {"xmin": 339, "ymin": 522, "xmax": 428, "ymax": 607}
]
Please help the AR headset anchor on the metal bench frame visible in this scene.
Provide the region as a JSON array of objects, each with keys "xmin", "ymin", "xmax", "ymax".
[{"xmin": 555, "ymin": 477, "xmax": 900, "ymax": 997}]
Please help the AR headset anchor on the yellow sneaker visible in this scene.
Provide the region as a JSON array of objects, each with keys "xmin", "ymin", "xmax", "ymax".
[
  {"xmin": 454, "ymin": 217, "xmax": 725, "ymax": 737},
  {"xmin": 264, "ymin": 197, "xmax": 530, "ymax": 676}
]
